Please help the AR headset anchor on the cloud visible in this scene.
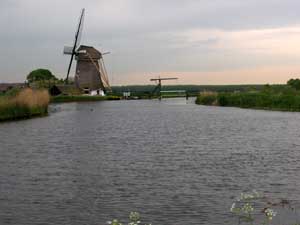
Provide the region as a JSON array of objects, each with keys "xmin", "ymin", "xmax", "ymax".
[
  {"xmin": 1, "ymin": 0, "xmax": 300, "ymax": 84},
  {"xmin": 181, "ymin": 26, "xmax": 300, "ymax": 55}
]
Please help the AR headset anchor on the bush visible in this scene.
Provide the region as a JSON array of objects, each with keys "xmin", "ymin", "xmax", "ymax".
[{"xmin": 287, "ymin": 78, "xmax": 300, "ymax": 90}]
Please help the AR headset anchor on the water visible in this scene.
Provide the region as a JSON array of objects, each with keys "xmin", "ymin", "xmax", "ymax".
[{"xmin": 1, "ymin": 98, "xmax": 300, "ymax": 225}]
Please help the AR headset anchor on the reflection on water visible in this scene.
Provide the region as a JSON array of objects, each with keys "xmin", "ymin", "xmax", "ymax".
[{"xmin": 0, "ymin": 98, "xmax": 300, "ymax": 225}]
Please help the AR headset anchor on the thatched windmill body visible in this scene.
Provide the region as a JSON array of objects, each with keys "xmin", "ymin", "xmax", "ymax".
[{"xmin": 63, "ymin": 9, "xmax": 111, "ymax": 95}]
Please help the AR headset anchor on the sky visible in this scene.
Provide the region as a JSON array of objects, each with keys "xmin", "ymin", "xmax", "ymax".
[{"xmin": 1, "ymin": 0, "xmax": 300, "ymax": 85}]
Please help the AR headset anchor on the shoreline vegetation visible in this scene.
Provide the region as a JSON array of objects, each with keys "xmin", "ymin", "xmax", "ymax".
[
  {"xmin": 196, "ymin": 89, "xmax": 300, "ymax": 112},
  {"xmin": 0, "ymin": 88, "xmax": 49, "ymax": 122},
  {"xmin": 2, "ymin": 77, "xmax": 300, "ymax": 122},
  {"xmin": 51, "ymin": 95, "xmax": 121, "ymax": 103},
  {"xmin": 0, "ymin": 88, "xmax": 121, "ymax": 122},
  {"xmin": 196, "ymin": 80, "xmax": 300, "ymax": 112}
]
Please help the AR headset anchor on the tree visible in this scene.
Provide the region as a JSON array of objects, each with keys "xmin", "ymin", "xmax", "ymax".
[
  {"xmin": 287, "ymin": 78, "xmax": 300, "ymax": 90},
  {"xmin": 27, "ymin": 69, "xmax": 57, "ymax": 83}
]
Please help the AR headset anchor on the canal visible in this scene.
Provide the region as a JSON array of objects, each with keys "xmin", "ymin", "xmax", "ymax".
[{"xmin": 0, "ymin": 98, "xmax": 300, "ymax": 225}]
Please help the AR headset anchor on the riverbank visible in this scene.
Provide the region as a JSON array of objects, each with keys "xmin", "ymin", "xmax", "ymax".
[
  {"xmin": 51, "ymin": 95, "xmax": 121, "ymax": 103},
  {"xmin": 0, "ymin": 92, "xmax": 122, "ymax": 122},
  {"xmin": 0, "ymin": 89, "xmax": 49, "ymax": 122},
  {"xmin": 196, "ymin": 91, "xmax": 300, "ymax": 111}
]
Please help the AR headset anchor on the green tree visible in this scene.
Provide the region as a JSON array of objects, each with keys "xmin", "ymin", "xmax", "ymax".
[
  {"xmin": 287, "ymin": 78, "xmax": 300, "ymax": 90},
  {"xmin": 27, "ymin": 69, "xmax": 57, "ymax": 83}
]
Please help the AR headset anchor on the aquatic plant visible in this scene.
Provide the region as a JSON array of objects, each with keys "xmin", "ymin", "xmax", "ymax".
[
  {"xmin": 230, "ymin": 190, "xmax": 300, "ymax": 225},
  {"xmin": 107, "ymin": 212, "xmax": 151, "ymax": 225},
  {"xmin": 230, "ymin": 190, "xmax": 267, "ymax": 224},
  {"xmin": 104, "ymin": 194, "xmax": 298, "ymax": 225}
]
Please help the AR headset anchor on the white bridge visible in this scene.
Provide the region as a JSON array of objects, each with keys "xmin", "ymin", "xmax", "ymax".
[{"xmin": 160, "ymin": 90, "xmax": 186, "ymax": 93}]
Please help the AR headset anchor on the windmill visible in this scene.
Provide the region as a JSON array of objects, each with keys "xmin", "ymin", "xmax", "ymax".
[{"xmin": 63, "ymin": 8, "xmax": 111, "ymax": 95}]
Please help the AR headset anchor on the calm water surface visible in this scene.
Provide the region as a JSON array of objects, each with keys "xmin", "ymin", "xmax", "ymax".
[{"xmin": 1, "ymin": 98, "xmax": 300, "ymax": 225}]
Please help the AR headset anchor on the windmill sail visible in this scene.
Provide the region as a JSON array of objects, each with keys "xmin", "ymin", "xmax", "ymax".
[
  {"xmin": 99, "ymin": 57, "xmax": 111, "ymax": 91},
  {"xmin": 65, "ymin": 8, "xmax": 85, "ymax": 83},
  {"xmin": 74, "ymin": 8, "xmax": 85, "ymax": 50}
]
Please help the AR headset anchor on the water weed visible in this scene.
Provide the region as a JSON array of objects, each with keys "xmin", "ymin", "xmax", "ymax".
[
  {"xmin": 107, "ymin": 212, "xmax": 151, "ymax": 225},
  {"xmin": 231, "ymin": 191, "xmax": 299, "ymax": 225}
]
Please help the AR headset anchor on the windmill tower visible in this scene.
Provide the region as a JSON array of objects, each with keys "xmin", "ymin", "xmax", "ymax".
[{"xmin": 63, "ymin": 9, "xmax": 111, "ymax": 95}]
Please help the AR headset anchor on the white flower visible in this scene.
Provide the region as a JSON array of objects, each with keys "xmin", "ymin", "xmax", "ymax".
[
  {"xmin": 230, "ymin": 203, "xmax": 236, "ymax": 212},
  {"xmin": 242, "ymin": 203, "xmax": 254, "ymax": 213},
  {"xmin": 264, "ymin": 208, "xmax": 277, "ymax": 220}
]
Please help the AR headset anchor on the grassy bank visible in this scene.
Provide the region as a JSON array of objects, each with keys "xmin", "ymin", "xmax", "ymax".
[
  {"xmin": 0, "ymin": 89, "xmax": 49, "ymax": 121},
  {"xmin": 51, "ymin": 95, "xmax": 121, "ymax": 103},
  {"xmin": 196, "ymin": 91, "xmax": 300, "ymax": 111}
]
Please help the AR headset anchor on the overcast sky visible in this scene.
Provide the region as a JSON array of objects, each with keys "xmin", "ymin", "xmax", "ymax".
[{"xmin": 1, "ymin": 0, "xmax": 300, "ymax": 85}]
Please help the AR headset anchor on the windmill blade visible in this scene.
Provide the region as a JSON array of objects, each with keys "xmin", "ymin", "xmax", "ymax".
[
  {"xmin": 65, "ymin": 8, "xmax": 85, "ymax": 83},
  {"xmin": 98, "ymin": 58, "xmax": 111, "ymax": 91},
  {"xmin": 99, "ymin": 58, "xmax": 111, "ymax": 91},
  {"xmin": 66, "ymin": 53, "xmax": 75, "ymax": 82},
  {"xmin": 98, "ymin": 52, "xmax": 111, "ymax": 91},
  {"xmin": 74, "ymin": 8, "xmax": 85, "ymax": 49}
]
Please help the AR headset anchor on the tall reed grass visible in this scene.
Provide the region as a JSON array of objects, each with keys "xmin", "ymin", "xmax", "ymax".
[
  {"xmin": 196, "ymin": 91, "xmax": 300, "ymax": 111},
  {"xmin": 195, "ymin": 91, "xmax": 218, "ymax": 105},
  {"xmin": 0, "ymin": 88, "xmax": 49, "ymax": 121}
]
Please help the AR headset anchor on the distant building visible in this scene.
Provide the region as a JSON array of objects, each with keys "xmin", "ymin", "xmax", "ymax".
[{"xmin": 123, "ymin": 91, "xmax": 131, "ymax": 99}]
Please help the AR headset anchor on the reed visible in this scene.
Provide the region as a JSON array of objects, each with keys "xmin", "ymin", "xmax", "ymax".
[
  {"xmin": 195, "ymin": 91, "xmax": 218, "ymax": 105},
  {"xmin": 196, "ymin": 91, "xmax": 300, "ymax": 111},
  {"xmin": 0, "ymin": 88, "xmax": 50, "ymax": 121}
]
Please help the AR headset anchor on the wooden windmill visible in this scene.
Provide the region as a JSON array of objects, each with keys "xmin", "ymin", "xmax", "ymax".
[{"xmin": 63, "ymin": 8, "xmax": 111, "ymax": 95}]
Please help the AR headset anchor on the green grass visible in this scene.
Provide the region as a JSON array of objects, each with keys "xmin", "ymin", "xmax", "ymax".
[
  {"xmin": 196, "ymin": 91, "xmax": 300, "ymax": 112},
  {"xmin": 51, "ymin": 95, "xmax": 121, "ymax": 103},
  {"xmin": 0, "ymin": 104, "xmax": 48, "ymax": 121}
]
